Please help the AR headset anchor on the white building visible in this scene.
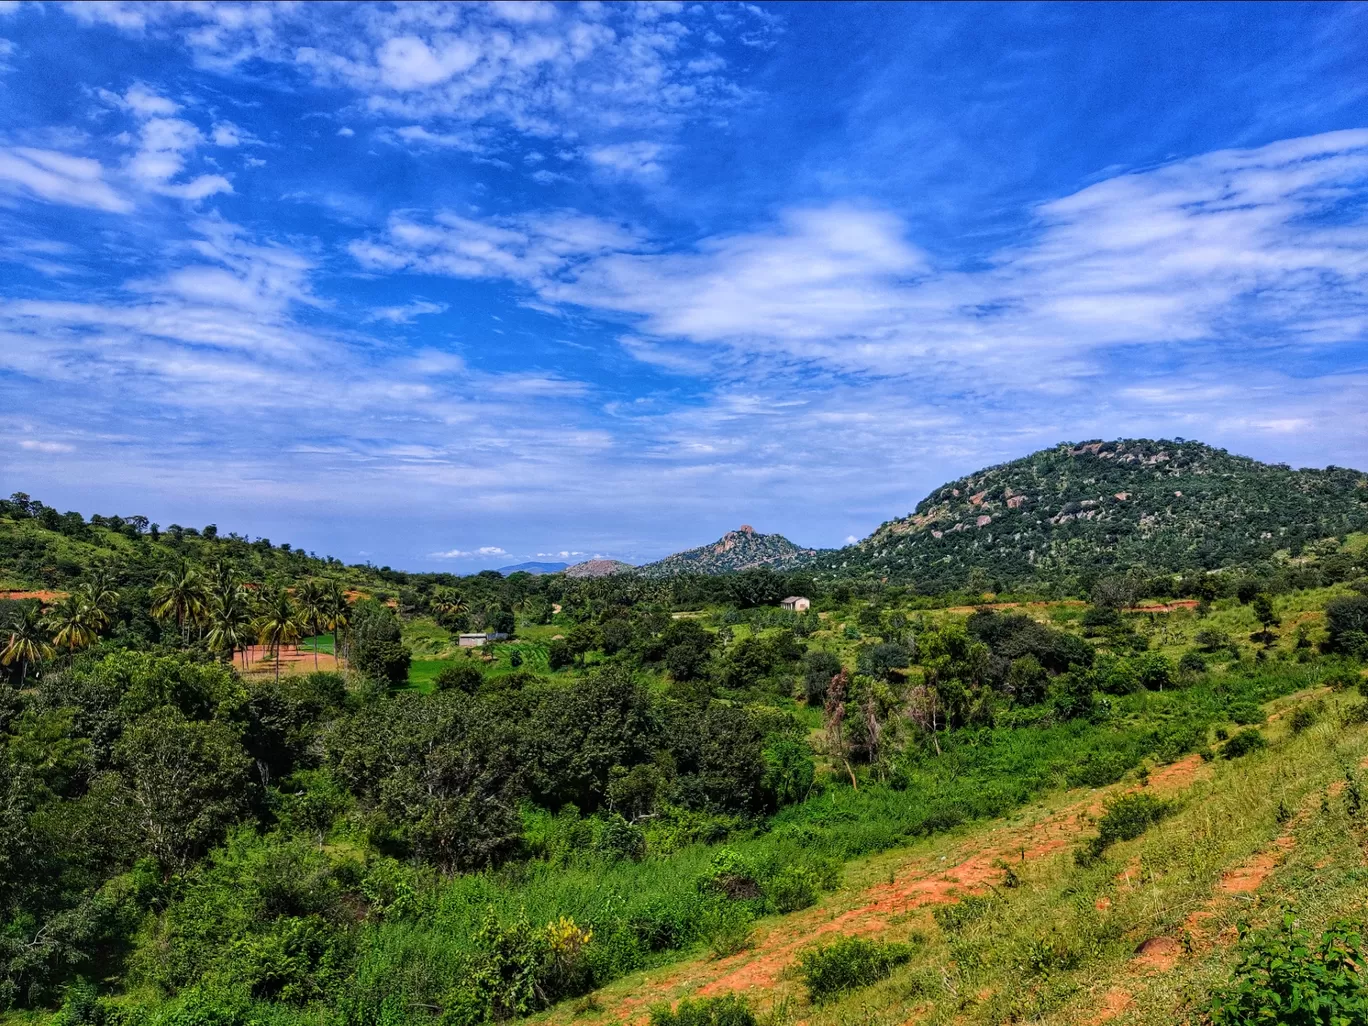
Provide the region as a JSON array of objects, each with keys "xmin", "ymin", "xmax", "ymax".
[
  {"xmin": 780, "ymin": 596, "xmax": 811, "ymax": 612},
  {"xmin": 458, "ymin": 632, "xmax": 509, "ymax": 647}
]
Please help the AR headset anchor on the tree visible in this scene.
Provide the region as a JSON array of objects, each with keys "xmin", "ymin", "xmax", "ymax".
[
  {"xmin": 150, "ymin": 560, "xmax": 207, "ymax": 645},
  {"xmin": 80, "ymin": 570, "xmax": 119, "ymax": 631},
  {"xmin": 802, "ymin": 649, "xmax": 843, "ymax": 703},
  {"xmin": 525, "ymin": 666, "xmax": 658, "ymax": 811},
  {"xmin": 206, "ymin": 584, "xmax": 254, "ymax": 668},
  {"xmin": 431, "ymin": 588, "xmax": 467, "ymax": 628},
  {"xmin": 115, "ymin": 708, "xmax": 252, "ymax": 870},
  {"xmin": 43, "ymin": 593, "xmax": 100, "ymax": 656},
  {"xmin": 349, "ymin": 599, "xmax": 411, "ymax": 687},
  {"xmin": 295, "ymin": 579, "xmax": 329, "ymax": 670},
  {"xmin": 1252, "ymin": 593, "xmax": 1279, "ymax": 644},
  {"xmin": 254, "ymin": 589, "xmax": 303, "ymax": 682},
  {"xmin": 325, "ymin": 581, "xmax": 352, "ymax": 669},
  {"xmin": 1, "ymin": 602, "xmax": 54, "ymax": 685}
]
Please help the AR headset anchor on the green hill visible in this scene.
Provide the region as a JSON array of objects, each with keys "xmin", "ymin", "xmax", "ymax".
[
  {"xmin": 0, "ymin": 491, "xmax": 381, "ymax": 593},
  {"xmin": 637, "ymin": 525, "xmax": 815, "ymax": 578},
  {"xmin": 821, "ymin": 439, "xmax": 1368, "ymax": 591}
]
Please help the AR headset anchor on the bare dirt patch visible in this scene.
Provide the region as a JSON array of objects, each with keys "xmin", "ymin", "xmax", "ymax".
[
  {"xmin": 1088, "ymin": 987, "xmax": 1134, "ymax": 1024},
  {"xmin": 1133, "ymin": 936, "xmax": 1181, "ymax": 972},
  {"xmin": 0, "ymin": 589, "xmax": 66, "ymax": 602},
  {"xmin": 241, "ymin": 644, "xmax": 339, "ymax": 677}
]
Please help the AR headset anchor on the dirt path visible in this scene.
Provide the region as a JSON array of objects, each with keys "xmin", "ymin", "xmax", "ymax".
[{"xmin": 577, "ymin": 755, "xmax": 1206, "ymax": 1024}]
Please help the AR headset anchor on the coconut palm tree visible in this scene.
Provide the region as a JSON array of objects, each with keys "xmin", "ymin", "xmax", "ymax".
[
  {"xmin": 254, "ymin": 589, "xmax": 302, "ymax": 682},
  {"xmin": 44, "ymin": 593, "xmax": 99, "ymax": 656},
  {"xmin": 431, "ymin": 588, "xmax": 467, "ymax": 627},
  {"xmin": 295, "ymin": 578, "xmax": 328, "ymax": 670},
  {"xmin": 1, "ymin": 602, "xmax": 54, "ymax": 686},
  {"xmin": 151, "ymin": 559, "xmax": 207, "ymax": 645},
  {"xmin": 326, "ymin": 581, "xmax": 351, "ymax": 670},
  {"xmin": 206, "ymin": 585, "xmax": 254, "ymax": 668},
  {"xmin": 82, "ymin": 568, "xmax": 119, "ymax": 629}
]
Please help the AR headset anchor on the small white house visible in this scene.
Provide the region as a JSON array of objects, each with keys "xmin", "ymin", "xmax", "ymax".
[
  {"xmin": 780, "ymin": 596, "xmax": 811, "ymax": 613},
  {"xmin": 458, "ymin": 632, "xmax": 509, "ymax": 647}
]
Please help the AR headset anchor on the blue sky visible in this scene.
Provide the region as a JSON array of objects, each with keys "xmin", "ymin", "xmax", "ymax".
[{"xmin": 1, "ymin": 1, "xmax": 1366, "ymax": 571}]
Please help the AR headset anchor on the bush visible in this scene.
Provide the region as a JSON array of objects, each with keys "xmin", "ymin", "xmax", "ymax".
[
  {"xmin": 1325, "ymin": 596, "xmax": 1368, "ymax": 656},
  {"xmin": 650, "ymin": 995, "xmax": 756, "ymax": 1026},
  {"xmin": 801, "ymin": 650, "xmax": 843, "ymax": 702},
  {"xmin": 1210, "ymin": 913, "xmax": 1368, "ymax": 1025},
  {"xmin": 1290, "ymin": 706, "xmax": 1318, "ymax": 734},
  {"xmin": 765, "ymin": 865, "xmax": 820, "ymax": 913},
  {"xmin": 1179, "ymin": 651, "xmax": 1207, "ymax": 676},
  {"xmin": 698, "ymin": 848, "xmax": 760, "ymax": 900},
  {"xmin": 1078, "ymin": 791, "xmax": 1172, "ymax": 863},
  {"xmin": 1135, "ymin": 653, "xmax": 1175, "ymax": 691},
  {"xmin": 798, "ymin": 937, "xmax": 912, "ymax": 1003},
  {"xmin": 1223, "ymin": 729, "xmax": 1268, "ymax": 759},
  {"xmin": 433, "ymin": 663, "xmax": 484, "ymax": 694},
  {"xmin": 932, "ymin": 894, "xmax": 997, "ymax": 933}
]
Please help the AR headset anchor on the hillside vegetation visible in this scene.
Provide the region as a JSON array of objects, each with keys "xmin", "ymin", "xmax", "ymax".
[
  {"xmin": 638, "ymin": 526, "xmax": 815, "ymax": 578},
  {"xmin": 2, "ymin": 455, "xmax": 1368, "ymax": 1026},
  {"xmin": 825, "ymin": 439, "xmax": 1368, "ymax": 592}
]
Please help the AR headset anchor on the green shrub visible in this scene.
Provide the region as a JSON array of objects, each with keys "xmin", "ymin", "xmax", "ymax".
[
  {"xmin": 650, "ymin": 995, "xmax": 756, "ymax": 1026},
  {"xmin": 698, "ymin": 848, "xmax": 760, "ymax": 900},
  {"xmin": 1178, "ymin": 651, "xmax": 1208, "ymax": 676},
  {"xmin": 1065, "ymin": 750, "xmax": 1131, "ymax": 788},
  {"xmin": 1078, "ymin": 791, "xmax": 1172, "ymax": 863},
  {"xmin": 797, "ymin": 937, "xmax": 912, "ymax": 1003},
  {"xmin": 1223, "ymin": 729, "xmax": 1268, "ymax": 759},
  {"xmin": 1290, "ymin": 706, "xmax": 1318, "ymax": 734},
  {"xmin": 765, "ymin": 865, "xmax": 820, "ymax": 913},
  {"xmin": 433, "ymin": 663, "xmax": 483, "ymax": 694},
  {"xmin": 1210, "ymin": 913, "xmax": 1368, "ymax": 1025},
  {"xmin": 1227, "ymin": 701, "xmax": 1263, "ymax": 725},
  {"xmin": 932, "ymin": 894, "xmax": 997, "ymax": 933}
]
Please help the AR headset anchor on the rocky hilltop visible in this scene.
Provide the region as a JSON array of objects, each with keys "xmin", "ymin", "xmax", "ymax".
[
  {"xmin": 637, "ymin": 525, "xmax": 816, "ymax": 578},
  {"xmin": 821, "ymin": 439, "xmax": 1368, "ymax": 589},
  {"xmin": 565, "ymin": 559, "xmax": 636, "ymax": 579}
]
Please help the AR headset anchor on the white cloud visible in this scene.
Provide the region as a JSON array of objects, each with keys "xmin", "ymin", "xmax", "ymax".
[
  {"xmin": 430, "ymin": 545, "xmax": 507, "ymax": 558},
  {"xmin": 210, "ymin": 121, "xmax": 243, "ymax": 147},
  {"xmin": 586, "ymin": 141, "xmax": 666, "ymax": 178},
  {"xmin": 367, "ymin": 299, "xmax": 448, "ymax": 324},
  {"xmin": 54, "ymin": 2, "xmax": 776, "ymax": 176},
  {"xmin": 18, "ymin": 439, "xmax": 75, "ymax": 454},
  {"xmin": 337, "ymin": 126, "xmax": 355, "ymax": 137},
  {"xmin": 0, "ymin": 147, "xmax": 131, "ymax": 212},
  {"xmin": 360, "ymin": 130, "xmax": 1368, "ymax": 394},
  {"xmin": 351, "ymin": 209, "xmax": 642, "ymax": 284}
]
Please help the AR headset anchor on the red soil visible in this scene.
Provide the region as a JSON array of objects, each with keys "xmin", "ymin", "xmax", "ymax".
[
  {"xmin": 580, "ymin": 754, "xmax": 1207, "ymax": 1024},
  {"xmin": 0, "ymin": 590, "xmax": 66, "ymax": 602},
  {"xmin": 240, "ymin": 643, "xmax": 339, "ymax": 677}
]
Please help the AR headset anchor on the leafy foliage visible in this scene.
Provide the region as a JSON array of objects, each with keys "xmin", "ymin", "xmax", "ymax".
[
  {"xmin": 1210, "ymin": 913, "xmax": 1368, "ymax": 1026},
  {"xmin": 797, "ymin": 937, "xmax": 913, "ymax": 1002},
  {"xmin": 825, "ymin": 439, "xmax": 1368, "ymax": 590}
]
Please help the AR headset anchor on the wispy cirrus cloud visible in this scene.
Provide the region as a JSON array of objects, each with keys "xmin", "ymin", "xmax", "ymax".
[{"xmin": 0, "ymin": 146, "xmax": 131, "ymax": 212}]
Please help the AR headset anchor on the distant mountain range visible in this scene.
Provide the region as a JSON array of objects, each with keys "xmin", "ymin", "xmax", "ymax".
[
  {"xmin": 635, "ymin": 525, "xmax": 816, "ymax": 579},
  {"xmin": 496, "ymin": 561, "xmax": 568, "ymax": 575}
]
